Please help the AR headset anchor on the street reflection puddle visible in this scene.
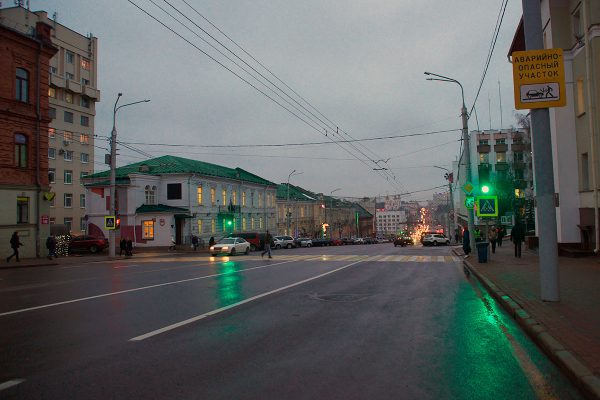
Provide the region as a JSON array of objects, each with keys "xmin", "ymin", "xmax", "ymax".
[{"xmin": 215, "ymin": 261, "xmax": 244, "ymax": 307}]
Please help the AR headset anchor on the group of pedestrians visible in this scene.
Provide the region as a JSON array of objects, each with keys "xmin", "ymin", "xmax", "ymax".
[
  {"xmin": 461, "ymin": 220, "xmax": 526, "ymax": 259},
  {"xmin": 119, "ymin": 237, "xmax": 134, "ymax": 256}
]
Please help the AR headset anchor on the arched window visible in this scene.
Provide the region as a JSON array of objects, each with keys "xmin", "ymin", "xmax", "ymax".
[
  {"xmin": 145, "ymin": 185, "xmax": 156, "ymax": 204},
  {"xmin": 14, "ymin": 133, "xmax": 28, "ymax": 168},
  {"xmin": 16, "ymin": 68, "xmax": 29, "ymax": 102}
]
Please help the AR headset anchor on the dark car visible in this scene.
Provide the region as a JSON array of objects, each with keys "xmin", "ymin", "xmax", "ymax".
[
  {"xmin": 364, "ymin": 237, "xmax": 378, "ymax": 244},
  {"xmin": 331, "ymin": 238, "xmax": 343, "ymax": 246},
  {"xmin": 312, "ymin": 238, "xmax": 332, "ymax": 247},
  {"xmin": 394, "ymin": 236, "xmax": 413, "ymax": 247},
  {"xmin": 68, "ymin": 235, "xmax": 108, "ymax": 253},
  {"xmin": 228, "ymin": 232, "xmax": 266, "ymax": 251}
]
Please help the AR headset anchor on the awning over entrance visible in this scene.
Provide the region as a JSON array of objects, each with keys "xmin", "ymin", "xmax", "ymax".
[{"xmin": 135, "ymin": 204, "xmax": 189, "ymax": 214}]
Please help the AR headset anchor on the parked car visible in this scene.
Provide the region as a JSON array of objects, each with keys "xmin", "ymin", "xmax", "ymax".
[
  {"xmin": 312, "ymin": 238, "xmax": 332, "ymax": 247},
  {"xmin": 274, "ymin": 235, "xmax": 295, "ymax": 249},
  {"xmin": 210, "ymin": 237, "xmax": 251, "ymax": 256},
  {"xmin": 353, "ymin": 237, "xmax": 365, "ymax": 244},
  {"xmin": 295, "ymin": 237, "xmax": 313, "ymax": 247},
  {"xmin": 331, "ymin": 238, "xmax": 343, "ymax": 246},
  {"xmin": 422, "ymin": 234, "xmax": 450, "ymax": 246},
  {"xmin": 341, "ymin": 237, "xmax": 354, "ymax": 245},
  {"xmin": 394, "ymin": 235, "xmax": 413, "ymax": 247},
  {"xmin": 68, "ymin": 235, "xmax": 108, "ymax": 254},
  {"xmin": 228, "ymin": 232, "xmax": 266, "ymax": 251},
  {"xmin": 364, "ymin": 237, "xmax": 378, "ymax": 244}
]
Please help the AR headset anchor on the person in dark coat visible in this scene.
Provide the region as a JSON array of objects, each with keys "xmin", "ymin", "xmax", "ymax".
[
  {"xmin": 261, "ymin": 230, "xmax": 273, "ymax": 258},
  {"xmin": 191, "ymin": 235, "xmax": 199, "ymax": 251},
  {"xmin": 209, "ymin": 236, "xmax": 215, "ymax": 247},
  {"xmin": 462, "ymin": 227, "xmax": 471, "ymax": 257},
  {"xmin": 7, "ymin": 231, "xmax": 23, "ymax": 262},
  {"xmin": 497, "ymin": 226, "xmax": 504, "ymax": 247},
  {"xmin": 125, "ymin": 237, "xmax": 133, "ymax": 256},
  {"xmin": 119, "ymin": 238, "xmax": 126, "ymax": 256},
  {"xmin": 46, "ymin": 235, "xmax": 57, "ymax": 259},
  {"xmin": 511, "ymin": 221, "xmax": 525, "ymax": 258}
]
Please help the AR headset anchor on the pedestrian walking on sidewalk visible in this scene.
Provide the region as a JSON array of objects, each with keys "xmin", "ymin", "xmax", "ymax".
[
  {"xmin": 6, "ymin": 231, "xmax": 23, "ymax": 263},
  {"xmin": 191, "ymin": 235, "xmax": 199, "ymax": 251},
  {"xmin": 261, "ymin": 230, "xmax": 273, "ymax": 259},
  {"xmin": 125, "ymin": 237, "xmax": 133, "ymax": 256},
  {"xmin": 462, "ymin": 227, "xmax": 471, "ymax": 257},
  {"xmin": 511, "ymin": 221, "xmax": 525, "ymax": 258},
  {"xmin": 209, "ymin": 236, "xmax": 215, "ymax": 247},
  {"xmin": 119, "ymin": 238, "xmax": 126, "ymax": 256},
  {"xmin": 488, "ymin": 225, "xmax": 498, "ymax": 254},
  {"xmin": 46, "ymin": 235, "xmax": 57, "ymax": 259},
  {"xmin": 497, "ymin": 226, "xmax": 504, "ymax": 247}
]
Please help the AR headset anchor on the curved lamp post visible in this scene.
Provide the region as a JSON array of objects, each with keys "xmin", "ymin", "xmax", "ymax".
[
  {"xmin": 109, "ymin": 93, "xmax": 150, "ymax": 257},
  {"xmin": 425, "ymin": 72, "xmax": 475, "ymax": 252},
  {"xmin": 286, "ymin": 170, "xmax": 302, "ymax": 236}
]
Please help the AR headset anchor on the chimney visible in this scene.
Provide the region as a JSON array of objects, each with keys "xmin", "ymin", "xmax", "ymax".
[{"xmin": 35, "ymin": 21, "xmax": 52, "ymax": 45}]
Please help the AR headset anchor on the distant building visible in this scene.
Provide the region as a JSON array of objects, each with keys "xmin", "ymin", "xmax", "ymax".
[
  {"xmin": 0, "ymin": 6, "xmax": 100, "ymax": 235},
  {"xmin": 0, "ymin": 19, "xmax": 57, "ymax": 257},
  {"xmin": 376, "ymin": 210, "xmax": 407, "ymax": 236},
  {"xmin": 83, "ymin": 156, "xmax": 277, "ymax": 247}
]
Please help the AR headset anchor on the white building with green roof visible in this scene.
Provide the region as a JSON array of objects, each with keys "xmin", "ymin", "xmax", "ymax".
[{"xmin": 83, "ymin": 155, "xmax": 277, "ymax": 248}]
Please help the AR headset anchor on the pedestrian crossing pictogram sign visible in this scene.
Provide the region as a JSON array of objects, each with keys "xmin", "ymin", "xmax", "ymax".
[
  {"xmin": 105, "ymin": 215, "xmax": 116, "ymax": 230},
  {"xmin": 476, "ymin": 196, "xmax": 498, "ymax": 217},
  {"xmin": 464, "ymin": 195, "xmax": 475, "ymax": 209}
]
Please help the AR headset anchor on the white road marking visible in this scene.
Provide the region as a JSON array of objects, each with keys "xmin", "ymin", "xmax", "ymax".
[
  {"xmin": 0, "ymin": 379, "xmax": 25, "ymax": 391},
  {"xmin": 0, "ymin": 258, "xmax": 318, "ymax": 318},
  {"xmin": 130, "ymin": 257, "xmax": 368, "ymax": 341}
]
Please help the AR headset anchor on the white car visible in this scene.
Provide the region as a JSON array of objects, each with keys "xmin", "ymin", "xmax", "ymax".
[
  {"xmin": 422, "ymin": 234, "xmax": 450, "ymax": 246},
  {"xmin": 274, "ymin": 235, "xmax": 295, "ymax": 249},
  {"xmin": 296, "ymin": 237, "xmax": 313, "ymax": 247},
  {"xmin": 210, "ymin": 237, "xmax": 250, "ymax": 256}
]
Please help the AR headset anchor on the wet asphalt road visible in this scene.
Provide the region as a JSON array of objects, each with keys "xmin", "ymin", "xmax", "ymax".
[{"xmin": 0, "ymin": 243, "xmax": 584, "ymax": 399}]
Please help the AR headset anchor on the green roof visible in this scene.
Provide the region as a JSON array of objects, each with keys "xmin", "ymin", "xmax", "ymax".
[
  {"xmin": 86, "ymin": 155, "xmax": 275, "ymax": 186},
  {"xmin": 135, "ymin": 204, "xmax": 189, "ymax": 214}
]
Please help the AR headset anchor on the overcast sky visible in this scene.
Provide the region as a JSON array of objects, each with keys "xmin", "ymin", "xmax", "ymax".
[{"xmin": 22, "ymin": 0, "xmax": 523, "ymax": 202}]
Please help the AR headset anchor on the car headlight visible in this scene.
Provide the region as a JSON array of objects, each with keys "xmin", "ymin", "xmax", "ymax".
[
  {"xmin": 210, "ymin": 246, "xmax": 215, "ymax": 250},
  {"xmin": 222, "ymin": 246, "xmax": 229, "ymax": 250}
]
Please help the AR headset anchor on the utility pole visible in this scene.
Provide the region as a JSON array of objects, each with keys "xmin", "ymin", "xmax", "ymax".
[{"xmin": 521, "ymin": 1, "xmax": 559, "ymax": 301}]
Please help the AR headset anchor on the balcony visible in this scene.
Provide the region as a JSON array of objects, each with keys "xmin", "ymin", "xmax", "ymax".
[
  {"xmin": 494, "ymin": 144, "xmax": 508, "ymax": 152},
  {"xmin": 66, "ymin": 79, "xmax": 82, "ymax": 94},
  {"xmin": 495, "ymin": 162, "xmax": 509, "ymax": 171},
  {"xmin": 83, "ymin": 85, "xmax": 101, "ymax": 100},
  {"xmin": 50, "ymin": 74, "xmax": 66, "ymax": 89},
  {"xmin": 477, "ymin": 144, "xmax": 491, "ymax": 153}
]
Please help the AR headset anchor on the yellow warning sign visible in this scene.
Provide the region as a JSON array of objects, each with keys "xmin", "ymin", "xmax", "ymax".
[{"xmin": 512, "ymin": 48, "xmax": 566, "ymax": 110}]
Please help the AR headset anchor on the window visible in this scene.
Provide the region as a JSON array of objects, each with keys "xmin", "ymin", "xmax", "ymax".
[
  {"xmin": 16, "ymin": 68, "xmax": 29, "ymax": 102},
  {"xmin": 14, "ymin": 134, "xmax": 27, "ymax": 168},
  {"xmin": 145, "ymin": 185, "xmax": 156, "ymax": 204},
  {"xmin": 514, "ymin": 169, "xmax": 524, "ymax": 180},
  {"xmin": 496, "ymin": 152, "xmax": 506, "ymax": 163},
  {"xmin": 64, "ymin": 170, "xmax": 73, "ymax": 184},
  {"xmin": 479, "ymin": 153, "xmax": 489, "ymax": 163},
  {"xmin": 81, "ymin": 78, "xmax": 90, "ymax": 86},
  {"xmin": 232, "ymin": 190, "xmax": 237, "ymax": 205},
  {"xmin": 64, "ymin": 111, "xmax": 73, "ymax": 123},
  {"xmin": 513, "ymin": 152, "xmax": 524, "ymax": 162},
  {"xmin": 251, "ymin": 217, "xmax": 255, "ymax": 229},
  {"xmin": 48, "ymin": 147, "xmax": 56, "ymax": 159},
  {"xmin": 80, "ymin": 96, "xmax": 90, "ymax": 108},
  {"xmin": 242, "ymin": 191, "xmax": 246, "ymax": 207},
  {"xmin": 49, "ymin": 217, "xmax": 55, "ymax": 224},
  {"xmin": 17, "ymin": 197, "xmax": 29, "ymax": 223},
  {"xmin": 80, "ymin": 171, "xmax": 88, "ymax": 185},
  {"xmin": 65, "ymin": 72, "xmax": 75, "ymax": 80},
  {"xmin": 49, "ymin": 87, "xmax": 56, "ymax": 98},
  {"xmin": 80, "ymin": 153, "xmax": 89, "ymax": 163},
  {"xmin": 577, "ymin": 78, "xmax": 585, "ymax": 116},
  {"xmin": 64, "ymin": 150, "xmax": 73, "ymax": 161},
  {"xmin": 479, "ymin": 139, "xmax": 488, "ymax": 145},
  {"xmin": 64, "ymin": 193, "xmax": 73, "ymax": 208},
  {"xmin": 80, "ymin": 115, "xmax": 89, "ymax": 126},
  {"xmin": 81, "ymin": 58, "xmax": 90, "ymax": 70},
  {"xmin": 222, "ymin": 189, "xmax": 227, "ymax": 205},
  {"xmin": 49, "ymin": 128, "xmax": 56, "ymax": 139},
  {"xmin": 63, "ymin": 131, "xmax": 73, "ymax": 143},
  {"xmin": 242, "ymin": 217, "xmax": 247, "ymax": 230},
  {"xmin": 495, "ymin": 139, "xmax": 506, "ymax": 145},
  {"xmin": 167, "ymin": 183, "xmax": 182, "ymax": 200},
  {"xmin": 80, "ymin": 217, "xmax": 87, "ymax": 232},
  {"xmin": 49, "ymin": 107, "xmax": 56, "ymax": 119},
  {"xmin": 211, "ymin": 218, "xmax": 216, "ymax": 234},
  {"xmin": 142, "ymin": 220, "xmax": 155, "ymax": 239},
  {"xmin": 49, "ymin": 66, "xmax": 57, "ymax": 74},
  {"xmin": 66, "ymin": 51, "xmax": 74, "ymax": 64},
  {"xmin": 48, "ymin": 168, "xmax": 56, "ymax": 183},
  {"xmin": 197, "ymin": 186, "xmax": 203, "ymax": 205},
  {"xmin": 211, "ymin": 187, "xmax": 216, "ymax": 205},
  {"xmin": 79, "ymin": 133, "xmax": 89, "ymax": 144},
  {"xmin": 64, "ymin": 217, "xmax": 72, "ymax": 232},
  {"xmin": 65, "ymin": 92, "xmax": 73, "ymax": 103},
  {"xmin": 80, "ymin": 194, "xmax": 86, "ymax": 208},
  {"xmin": 258, "ymin": 193, "xmax": 263, "ymax": 207},
  {"xmin": 259, "ymin": 217, "xmax": 263, "ymax": 229},
  {"xmin": 582, "ymin": 153, "xmax": 590, "ymax": 191},
  {"xmin": 197, "ymin": 219, "xmax": 203, "ymax": 234}
]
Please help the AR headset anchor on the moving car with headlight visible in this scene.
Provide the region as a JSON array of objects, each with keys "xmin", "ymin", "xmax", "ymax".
[{"xmin": 210, "ymin": 237, "xmax": 251, "ymax": 256}]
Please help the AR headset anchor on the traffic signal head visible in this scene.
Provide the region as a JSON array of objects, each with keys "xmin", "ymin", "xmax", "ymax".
[
  {"xmin": 115, "ymin": 217, "xmax": 121, "ymax": 228},
  {"xmin": 481, "ymin": 184, "xmax": 490, "ymax": 194}
]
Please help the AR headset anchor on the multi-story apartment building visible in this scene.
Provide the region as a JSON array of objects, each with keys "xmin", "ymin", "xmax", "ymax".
[
  {"xmin": 83, "ymin": 155, "xmax": 277, "ymax": 247},
  {"xmin": 375, "ymin": 209, "xmax": 407, "ymax": 236},
  {"xmin": 0, "ymin": 6, "xmax": 100, "ymax": 235},
  {"xmin": 0, "ymin": 20, "xmax": 56, "ymax": 258},
  {"xmin": 508, "ymin": 0, "xmax": 599, "ymax": 248}
]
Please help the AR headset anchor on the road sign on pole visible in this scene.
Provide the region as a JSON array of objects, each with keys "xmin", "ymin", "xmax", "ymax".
[
  {"xmin": 476, "ymin": 196, "xmax": 498, "ymax": 217},
  {"xmin": 512, "ymin": 48, "xmax": 566, "ymax": 110},
  {"xmin": 464, "ymin": 195, "xmax": 475, "ymax": 209},
  {"xmin": 105, "ymin": 215, "xmax": 116, "ymax": 230}
]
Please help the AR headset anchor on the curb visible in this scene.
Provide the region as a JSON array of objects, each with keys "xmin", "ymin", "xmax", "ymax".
[{"xmin": 452, "ymin": 248, "xmax": 600, "ymax": 400}]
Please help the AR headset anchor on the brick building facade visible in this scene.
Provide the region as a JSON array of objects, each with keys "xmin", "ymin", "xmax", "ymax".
[{"xmin": 0, "ymin": 21, "xmax": 57, "ymax": 258}]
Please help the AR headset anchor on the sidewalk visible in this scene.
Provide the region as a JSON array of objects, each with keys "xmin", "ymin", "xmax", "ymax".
[
  {"xmin": 454, "ymin": 242, "xmax": 600, "ymax": 399},
  {"xmin": 0, "ymin": 245, "xmax": 211, "ymax": 269}
]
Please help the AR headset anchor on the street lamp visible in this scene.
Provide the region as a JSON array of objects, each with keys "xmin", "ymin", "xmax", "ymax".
[
  {"xmin": 433, "ymin": 165, "xmax": 455, "ymax": 240},
  {"xmin": 326, "ymin": 188, "xmax": 341, "ymax": 238},
  {"xmin": 425, "ymin": 72, "xmax": 475, "ymax": 252},
  {"xmin": 109, "ymin": 93, "xmax": 150, "ymax": 257},
  {"xmin": 286, "ymin": 170, "xmax": 302, "ymax": 236}
]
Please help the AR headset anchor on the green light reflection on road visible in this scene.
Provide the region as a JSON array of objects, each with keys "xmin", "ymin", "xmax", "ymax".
[{"xmin": 215, "ymin": 261, "xmax": 244, "ymax": 308}]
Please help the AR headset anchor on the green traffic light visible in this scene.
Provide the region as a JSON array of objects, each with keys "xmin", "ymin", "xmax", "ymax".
[
  {"xmin": 481, "ymin": 185, "xmax": 490, "ymax": 194},
  {"xmin": 227, "ymin": 220, "xmax": 233, "ymax": 226}
]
